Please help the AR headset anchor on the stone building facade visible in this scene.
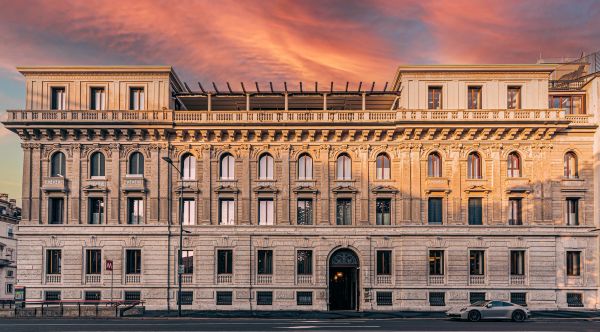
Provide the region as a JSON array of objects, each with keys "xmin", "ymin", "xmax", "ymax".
[
  {"xmin": 2, "ymin": 64, "xmax": 599, "ymax": 310},
  {"xmin": 0, "ymin": 193, "xmax": 20, "ymax": 301}
]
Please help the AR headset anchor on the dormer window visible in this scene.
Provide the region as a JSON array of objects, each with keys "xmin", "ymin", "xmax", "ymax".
[
  {"xmin": 428, "ymin": 86, "xmax": 442, "ymax": 110},
  {"xmin": 467, "ymin": 86, "xmax": 482, "ymax": 109},
  {"xmin": 51, "ymin": 87, "xmax": 66, "ymax": 110},
  {"xmin": 90, "ymin": 87, "xmax": 105, "ymax": 110},
  {"xmin": 129, "ymin": 87, "xmax": 145, "ymax": 110},
  {"xmin": 507, "ymin": 86, "xmax": 521, "ymax": 109}
]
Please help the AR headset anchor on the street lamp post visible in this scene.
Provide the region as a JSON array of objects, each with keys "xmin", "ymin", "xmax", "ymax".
[{"xmin": 162, "ymin": 156, "xmax": 184, "ymax": 317}]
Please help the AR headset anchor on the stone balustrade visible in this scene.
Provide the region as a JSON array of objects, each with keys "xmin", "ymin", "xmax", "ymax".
[
  {"xmin": 124, "ymin": 274, "xmax": 141, "ymax": 284},
  {"xmin": 469, "ymin": 275, "xmax": 486, "ymax": 285},
  {"xmin": 85, "ymin": 274, "xmax": 101, "ymax": 284},
  {"xmin": 255, "ymin": 274, "xmax": 273, "ymax": 285},
  {"xmin": 217, "ymin": 274, "xmax": 232, "ymax": 284},
  {"xmin": 376, "ymin": 275, "xmax": 392, "ymax": 285},
  {"xmin": 45, "ymin": 275, "xmax": 61, "ymax": 284},
  {"xmin": 428, "ymin": 275, "xmax": 445, "ymax": 285},
  {"xmin": 296, "ymin": 275, "xmax": 313, "ymax": 285},
  {"xmin": 510, "ymin": 275, "xmax": 526, "ymax": 285}
]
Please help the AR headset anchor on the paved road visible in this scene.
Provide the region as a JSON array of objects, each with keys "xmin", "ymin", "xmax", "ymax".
[{"xmin": 0, "ymin": 318, "xmax": 599, "ymax": 332}]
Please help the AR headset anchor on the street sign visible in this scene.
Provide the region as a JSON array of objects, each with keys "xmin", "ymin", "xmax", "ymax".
[
  {"xmin": 178, "ymin": 264, "xmax": 185, "ymax": 274},
  {"xmin": 106, "ymin": 260, "xmax": 113, "ymax": 271}
]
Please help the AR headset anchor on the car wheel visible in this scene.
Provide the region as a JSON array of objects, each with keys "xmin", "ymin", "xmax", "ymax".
[
  {"xmin": 512, "ymin": 310, "xmax": 526, "ymax": 322},
  {"xmin": 468, "ymin": 310, "xmax": 481, "ymax": 322}
]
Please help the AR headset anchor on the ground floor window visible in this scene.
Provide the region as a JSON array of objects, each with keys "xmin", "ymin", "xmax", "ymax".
[
  {"xmin": 256, "ymin": 291, "xmax": 273, "ymax": 305},
  {"xmin": 297, "ymin": 291, "xmax": 313, "ymax": 305},
  {"xmin": 85, "ymin": 291, "xmax": 101, "ymax": 301},
  {"xmin": 567, "ymin": 293, "xmax": 583, "ymax": 307},
  {"xmin": 124, "ymin": 291, "xmax": 141, "ymax": 302},
  {"xmin": 376, "ymin": 291, "xmax": 393, "ymax": 306},
  {"xmin": 511, "ymin": 292, "xmax": 527, "ymax": 306},
  {"xmin": 177, "ymin": 291, "xmax": 193, "ymax": 305},
  {"xmin": 216, "ymin": 291, "xmax": 233, "ymax": 305},
  {"xmin": 470, "ymin": 292, "xmax": 486, "ymax": 304},
  {"xmin": 429, "ymin": 292, "xmax": 445, "ymax": 306},
  {"xmin": 45, "ymin": 291, "xmax": 61, "ymax": 301}
]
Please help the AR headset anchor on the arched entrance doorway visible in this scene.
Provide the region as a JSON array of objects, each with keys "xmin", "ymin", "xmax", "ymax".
[{"xmin": 328, "ymin": 248, "xmax": 359, "ymax": 310}]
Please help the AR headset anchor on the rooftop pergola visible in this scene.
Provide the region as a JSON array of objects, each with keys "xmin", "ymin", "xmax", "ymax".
[{"xmin": 174, "ymin": 81, "xmax": 401, "ymax": 111}]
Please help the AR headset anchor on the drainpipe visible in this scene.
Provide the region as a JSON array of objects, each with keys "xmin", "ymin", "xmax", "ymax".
[{"xmin": 166, "ymin": 143, "xmax": 172, "ymax": 313}]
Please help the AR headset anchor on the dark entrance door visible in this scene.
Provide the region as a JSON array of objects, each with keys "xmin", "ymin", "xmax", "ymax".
[{"xmin": 328, "ymin": 249, "xmax": 359, "ymax": 310}]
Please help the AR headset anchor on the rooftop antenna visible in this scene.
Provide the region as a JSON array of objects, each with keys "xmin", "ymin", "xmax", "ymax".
[
  {"xmin": 345, "ymin": 82, "xmax": 349, "ymax": 92},
  {"xmin": 357, "ymin": 81, "xmax": 363, "ymax": 92},
  {"xmin": 255, "ymin": 82, "xmax": 261, "ymax": 93},
  {"xmin": 369, "ymin": 81, "xmax": 375, "ymax": 93},
  {"xmin": 269, "ymin": 82, "xmax": 275, "ymax": 93},
  {"xmin": 183, "ymin": 82, "xmax": 193, "ymax": 93},
  {"xmin": 226, "ymin": 82, "xmax": 234, "ymax": 94},
  {"xmin": 383, "ymin": 82, "xmax": 388, "ymax": 92},
  {"xmin": 212, "ymin": 82, "xmax": 220, "ymax": 94},
  {"xmin": 284, "ymin": 82, "xmax": 288, "ymax": 93},
  {"xmin": 198, "ymin": 82, "xmax": 207, "ymax": 94},
  {"xmin": 299, "ymin": 82, "xmax": 303, "ymax": 93},
  {"xmin": 315, "ymin": 82, "xmax": 318, "ymax": 93},
  {"xmin": 330, "ymin": 82, "xmax": 334, "ymax": 93},
  {"xmin": 240, "ymin": 82, "xmax": 247, "ymax": 94}
]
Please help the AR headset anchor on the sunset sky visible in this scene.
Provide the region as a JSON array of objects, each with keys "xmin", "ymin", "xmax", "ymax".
[{"xmin": 0, "ymin": 0, "xmax": 599, "ymax": 202}]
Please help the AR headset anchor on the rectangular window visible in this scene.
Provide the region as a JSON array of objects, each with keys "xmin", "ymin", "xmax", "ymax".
[
  {"xmin": 46, "ymin": 249, "xmax": 61, "ymax": 275},
  {"xmin": 86, "ymin": 249, "xmax": 102, "ymax": 275},
  {"xmin": 45, "ymin": 291, "xmax": 61, "ymax": 301},
  {"xmin": 507, "ymin": 86, "xmax": 521, "ymax": 109},
  {"xmin": 376, "ymin": 250, "xmax": 392, "ymax": 275},
  {"xmin": 181, "ymin": 250, "xmax": 194, "ymax": 274},
  {"xmin": 429, "ymin": 250, "xmax": 444, "ymax": 275},
  {"xmin": 88, "ymin": 198, "xmax": 104, "ymax": 225},
  {"xmin": 297, "ymin": 199, "xmax": 313, "ymax": 225},
  {"xmin": 216, "ymin": 291, "xmax": 233, "ymax": 305},
  {"xmin": 51, "ymin": 87, "xmax": 66, "ymax": 110},
  {"xmin": 124, "ymin": 291, "xmax": 141, "ymax": 302},
  {"xmin": 508, "ymin": 198, "xmax": 523, "ymax": 225},
  {"xmin": 90, "ymin": 87, "xmax": 105, "ymax": 111},
  {"xmin": 85, "ymin": 291, "xmax": 101, "ymax": 301},
  {"xmin": 297, "ymin": 250, "xmax": 313, "ymax": 275},
  {"xmin": 217, "ymin": 250, "xmax": 233, "ymax": 274},
  {"xmin": 177, "ymin": 291, "xmax": 193, "ymax": 305},
  {"xmin": 48, "ymin": 197, "xmax": 64, "ymax": 224},
  {"xmin": 127, "ymin": 198, "xmax": 144, "ymax": 225},
  {"xmin": 376, "ymin": 291, "xmax": 393, "ymax": 306},
  {"xmin": 7, "ymin": 270, "xmax": 14, "ymax": 278},
  {"xmin": 468, "ymin": 198, "xmax": 483, "ymax": 225},
  {"xmin": 257, "ymin": 250, "xmax": 273, "ymax": 275},
  {"xmin": 470, "ymin": 292, "xmax": 486, "ymax": 304},
  {"xmin": 376, "ymin": 199, "xmax": 391, "ymax": 225},
  {"xmin": 566, "ymin": 293, "xmax": 583, "ymax": 307},
  {"xmin": 182, "ymin": 198, "xmax": 196, "ymax": 225},
  {"xmin": 219, "ymin": 199, "xmax": 235, "ymax": 225},
  {"xmin": 256, "ymin": 291, "xmax": 273, "ymax": 305},
  {"xmin": 566, "ymin": 198, "xmax": 579, "ymax": 226},
  {"xmin": 566, "ymin": 251, "xmax": 581, "ymax": 276},
  {"xmin": 125, "ymin": 249, "xmax": 142, "ymax": 275},
  {"xmin": 336, "ymin": 198, "xmax": 352, "ymax": 225},
  {"xmin": 129, "ymin": 88, "xmax": 144, "ymax": 110},
  {"xmin": 297, "ymin": 291, "xmax": 313, "ymax": 305},
  {"xmin": 428, "ymin": 197, "xmax": 443, "ymax": 224},
  {"xmin": 428, "ymin": 86, "xmax": 442, "ymax": 110},
  {"xmin": 258, "ymin": 199, "xmax": 274, "ymax": 225},
  {"xmin": 511, "ymin": 292, "xmax": 527, "ymax": 306},
  {"xmin": 5, "ymin": 284, "xmax": 13, "ymax": 294},
  {"xmin": 468, "ymin": 86, "xmax": 482, "ymax": 109},
  {"xmin": 549, "ymin": 95, "xmax": 585, "ymax": 114},
  {"xmin": 510, "ymin": 250, "xmax": 525, "ymax": 276},
  {"xmin": 429, "ymin": 292, "xmax": 445, "ymax": 306},
  {"xmin": 469, "ymin": 250, "xmax": 485, "ymax": 275}
]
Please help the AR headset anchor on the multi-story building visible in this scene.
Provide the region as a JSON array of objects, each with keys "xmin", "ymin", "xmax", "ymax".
[
  {"xmin": 0, "ymin": 193, "xmax": 20, "ymax": 301},
  {"xmin": 2, "ymin": 61, "xmax": 599, "ymax": 310}
]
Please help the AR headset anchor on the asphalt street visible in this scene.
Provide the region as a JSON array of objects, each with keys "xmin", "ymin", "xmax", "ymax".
[{"xmin": 0, "ymin": 318, "xmax": 599, "ymax": 332}]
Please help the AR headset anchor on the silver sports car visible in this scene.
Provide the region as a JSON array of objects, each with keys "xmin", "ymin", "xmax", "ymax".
[{"xmin": 446, "ymin": 300, "xmax": 531, "ymax": 322}]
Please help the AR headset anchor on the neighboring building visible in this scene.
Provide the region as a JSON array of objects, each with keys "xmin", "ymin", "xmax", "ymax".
[
  {"xmin": 0, "ymin": 193, "xmax": 20, "ymax": 301},
  {"xmin": 1, "ymin": 61, "xmax": 599, "ymax": 311}
]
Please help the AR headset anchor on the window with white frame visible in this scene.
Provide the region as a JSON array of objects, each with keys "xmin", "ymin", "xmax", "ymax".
[
  {"xmin": 297, "ymin": 153, "xmax": 313, "ymax": 180},
  {"xmin": 182, "ymin": 198, "xmax": 196, "ymax": 225},
  {"xmin": 219, "ymin": 199, "xmax": 235, "ymax": 225},
  {"xmin": 428, "ymin": 152, "xmax": 442, "ymax": 177},
  {"xmin": 336, "ymin": 154, "xmax": 351, "ymax": 180},
  {"xmin": 258, "ymin": 154, "xmax": 274, "ymax": 180},
  {"xmin": 469, "ymin": 250, "xmax": 485, "ymax": 275},
  {"xmin": 90, "ymin": 152, "xmax": 105, "ymax": 177},
  {"xmin": 129, "ymin": 87, "xmax": 144, "ymax": 110},
  {"xmin": 467, "ymin": 152, "xmax": 482, "ymax": 179},
  {"xmin": 51, "ymin": 152, "xmax": 66, "ymax": 177},
  {"xmin": 127, "ymin": 198, "xmax": 144, "ymax": 224},
  {"xmin": 507, "ymin": 152, "xmax": 521, "ymax": 177},
  {"xmin": 220, "ymin": 153, "xmax": 235, "ymax": 180},
  {"xmin": 51, "ymin": 87, "xmax": 66, "ymax": 110},
  {"xmin": 376, "ymin": 153, "xmax": 391, "ymax": 180},
  {"xmin": 508, "ymin": 198, "xmax": 522, "ymax": 225},
  {"xmin": 510, "ymin": 250, "xmax": 525, "ymax": 276},
  {"xmin": 564, "ymin": 152, "xmax": 578, "ymax": 178},
  {"xmin": 128, "ymin": 152, "xmax": 144, "ymax": 176},
  {"xmin": 90, "ymin": 87, "xmax": 105, "ymax": 110},
  {"xmin": 258, "ymin": 199, "xmax": 274, "ymax": 225},
  {"xmin": 181, "ymin": 153, "xmax": 196, "ymax": 180},
  {"xmin": 566, "ymin": 251, "xmax": 581, "ymax": 276},
  {"xmin": 566, "ymin": 198, "xmax": 579, "ymax": 226}
]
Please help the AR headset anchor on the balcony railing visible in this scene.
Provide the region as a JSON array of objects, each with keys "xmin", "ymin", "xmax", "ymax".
[
  {"xmin": 124, "ymin": 274, "xmax": 141, "ymax": 284},
  {"xmin": 85, "ymin": 274, "xmax": 101, "ymax": 284},
  {"xmin": 296, "ymin": 275, "xmax": 313, "ymax": 285},
  {"xmin": 217, "ymin": 274, "xmax": 232, "ymax": 284},
  {"xmin": 469, "ymin": 275, "xmax": 486, "ymax": 285},
  {"xmin": 255, "ymin": 274, "xmax": 272, "ymax": 285},
  {"xmin": 45, "ymin": 275, "xmax": 61, "ymax": 283},
  {"xmin": 180, "ymin": 274, "xmax": 193, "ymax": 284},
  {"xmin": 4, "ymin": 108, "xmax": 582, "ymax": 126},
  {"xmin": 510, "ymin": 275, "xmax": 526, "ymax": 285},
  {"xmin": 42, "ymin": 177, "xmax": 67, "ymax": 192},
  {"xmin": 376, "ymin": 275, "xmax": 392, "ymax": 285},
  {"xmin": 428, "ymin": 275, "xmax": 445, "ymax": 285}
]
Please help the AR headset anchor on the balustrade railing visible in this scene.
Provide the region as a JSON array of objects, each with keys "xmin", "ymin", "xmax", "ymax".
[
  {"xmin": 45, "ymin": 275, "xmax": 61, "ymax": 284},
  {"xmin": 376, "ymin": 275, "xmax": 392, "ymax": 285},
  {"xmin": 296, "ymin": 275, "xmax": 312, "ymax": 285},
  {"xmin": 428, "ymin": 275, "xmax": 445, "ymax": 285},
  {"xmin": 255, "ymin": 274, "xmax": 272, "ymax": 285},
  {"xmin": 510, "ymin": 275, "xmax": 526, "ymax": 285},
  {"xmin": 85, "ymin": 274, "xmax": 101, "ymax": 284},
  {"xmin": 180, "ymin": 274, "xmax": 193, "ymax": 284},
  {"xmin": 217, "ymin": 274, "xmax": 232, "ymax": 284},
  {"xmin": 125, "ymin": 274, "xmax": 141, "ymax": 284},
  {"xmin": 469, "ymin": 275, "xmax": 486, "ymax": 285}
]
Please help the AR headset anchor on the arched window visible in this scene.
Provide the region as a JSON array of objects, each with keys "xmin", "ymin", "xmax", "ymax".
[
  {"xmin": 427, "ymin": 152, "xmax": 442, "ymax": 177},
  {"xmin": 336, "ymin": 154, "xmax": 352, "ymax": 180},
  {"xmin": 564, "ymin": 152, "xmax": 578, "ymax": 178},
  {"xmin": 90, "ymin": 152, "xmax": 105, "ymax": 177},
  {"xmin": 507, "ymin": 152, "xmax": 521, "ymax": 178},
  {"xmin": 298, "ymin": 153, "xmax": 313, "ymax": 180},
  {"xmin": 181, "ymin": 153, "xmax": 196, "ymax": 180},
  {"xmin": 376, "ymin": 153, "xmax": 391, "ymax": 180},
  {"xmin": 50, "ymin": 152, "xmax": 66, "ymax": 177},
  {"xmin": 258, "ymin": 153, "xmax": 274, "ymax": 180},
  {"xmin": 220, "ymin": 153, "xmax": 235, "ymax": 180},
  {"xmin": 467, "ymin": 152, "xmax": 482, "ymax": 179},
  {"xmin": 128, "ymin": 152, "xmax": 144, "ymax": 175}
]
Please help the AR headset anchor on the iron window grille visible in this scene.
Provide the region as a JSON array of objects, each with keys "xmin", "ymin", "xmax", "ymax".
[
  {"xmin": 567, "ymin": 293, "xmax": 583, "ymax": 307},
  {"xmin": 216, "ymin": 291, "xmax": 233, "ymax": 305},
  {"xmin": 511, "ymin": 292, "xmax": 527, "ymax": 306},
  {"xmin": 177, "ymin": 291, "xmax": 193, "ymax": 305},
  {"xmin": 256, "ymin": 291, "xmax": 273, "ymax": 305},
  {"xmin": 376, "ymin": 292, "xmax": 393, "ymax": 306},
  {"xmin": 470, "ymin": 292, "xmax": 486, "ymax": 304},
  {"xmin": 296, "ymin": 291, "xmax": 313, "ymax": 305},
  {"xmin": 429, "ymin": 292, "xmax": 445, "ymax": 306}
]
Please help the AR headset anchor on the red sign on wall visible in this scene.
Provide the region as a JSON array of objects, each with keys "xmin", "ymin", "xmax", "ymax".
[{"xmin": 106, "ymin": 260, "xmax": 113, "ymax": 271}]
